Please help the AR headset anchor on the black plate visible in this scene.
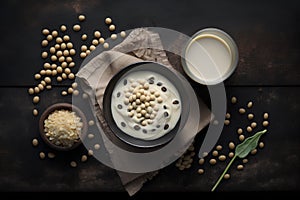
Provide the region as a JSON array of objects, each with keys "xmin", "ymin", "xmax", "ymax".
[{"xmin": 102, "ymin": 62, "xmax": 189, "ymax": 148}]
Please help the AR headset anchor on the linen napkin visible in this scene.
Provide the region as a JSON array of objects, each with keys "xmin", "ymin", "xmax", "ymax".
[{"xmin": 76, "ymin": 28, "xmax": 211, "ymax": 196}]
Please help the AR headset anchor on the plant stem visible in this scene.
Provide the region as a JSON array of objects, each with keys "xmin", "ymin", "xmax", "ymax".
[{"xmin": 211, "ymin": 154, "xmax": 237, "ymax": 192}]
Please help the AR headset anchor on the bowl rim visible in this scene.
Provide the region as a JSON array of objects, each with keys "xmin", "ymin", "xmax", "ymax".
[
  {"xmin": 181, "ymin": 27, "xmax": 239, "ymax": 85},
  {"xmin": 39, "ymin": 103, "xmax": 87, "ymax": 151}
]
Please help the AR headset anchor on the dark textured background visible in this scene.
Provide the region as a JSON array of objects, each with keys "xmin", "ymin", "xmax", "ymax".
[{"xmin": 0, "ymin": 0, "xmax": 299, "ymax": 195}]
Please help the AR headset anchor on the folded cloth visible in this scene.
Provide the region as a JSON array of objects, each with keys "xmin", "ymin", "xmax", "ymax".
[{"xmin": 77, "ymin": 28, "xmax": 211, "ymax": 196}]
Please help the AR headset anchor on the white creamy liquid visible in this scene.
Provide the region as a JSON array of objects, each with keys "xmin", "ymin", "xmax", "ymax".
[
  {"xmin": 111, "ymin": 71, "xmax": 181, "ymax": 141},
  {"xmin": 185, "ymin": 35, "xmax": 232, "ymax": 84}
]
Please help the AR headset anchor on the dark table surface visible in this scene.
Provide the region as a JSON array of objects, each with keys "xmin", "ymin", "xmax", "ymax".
[{"xmin": 0, "ymin": 0, "xmax": 299, "ymax": 195}]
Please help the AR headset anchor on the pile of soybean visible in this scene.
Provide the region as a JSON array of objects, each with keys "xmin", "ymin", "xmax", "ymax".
[
  {"xmin": 176, "ymin": 96, "xmax": 270, "ymax": 181},
  {"xmin": 30, "ymin": 14, "xmax": 126, "ymax": 168}
]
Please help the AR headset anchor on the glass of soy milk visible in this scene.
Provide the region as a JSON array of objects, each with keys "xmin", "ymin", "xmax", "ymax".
[{"xmin": 181, "ymin": 28, "xmax": 239, "ymax": 85}]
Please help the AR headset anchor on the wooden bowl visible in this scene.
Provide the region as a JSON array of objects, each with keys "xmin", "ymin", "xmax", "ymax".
[{"xmin": 39, "ymin": 103, "xmax": 87, "ymax": 151}]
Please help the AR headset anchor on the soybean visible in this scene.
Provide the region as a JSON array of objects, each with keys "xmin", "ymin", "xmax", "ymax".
[
  {"xmin": 228, "ymin": 152, "xmax": 234, "ymax": 158},
  {"xmin": 82, "ymin": 93, "xmax": 88, "ymax": 99},
  {"xmin": 72, "ymin": 82, "xmax": 78, "ymax": 88},
  {"xmin": 225, "ymin": 113, "xmax": 231, "ymax": 119},
  {"xmin": 67, "ymin": 87, "xmax": 73, "ymax": 94},
  {"xmin": 56, "ymin": 37, "xmax": 63, "ymax": 44},
  {"xmin": 88, "ymin": 134, "xmax": 94, "ymax": 139},
  {"xmin": 42, "ymin": 28, "xmax": 50, "ymax": 35},
  {"xmin": 40, "ymin": 80, "xmax": 46, "ymax": 86},
  {"xmin": 70, "ymin": 161, "xmax": 77, "ymax": 168},
  {"xmin": 41, "ymin": 40, "xmax": 48, "ymax": 47},
  {"xmin": 198, "ymin": 158, "xmax": 205, "ymax": 165},
  {"xmin": 263, "ymin": 113, "xmax": 269, "ymax": 119},
  {"xmin": 69, "ymin": 49, "xmax": 76, "ymax": 56},
  {"xmin": 57, "ymin": 76, "xmax": 62, "ymax": 82},
  {"xmin": 216, "ymin": 145, "xmax": 222, "ymax": 151},
  {"xmin": 94, "ymin": 144, "xmax": 100, "ymax": 150},
  {"xmin": 109, "ymin": 24, "xmax": 115, "ymax": 31},
  {"xmin": 231, "ymin": 96, "xmax": 237, "ymax": 104},
  {"xmin": 73, "ymin": 90, "xmax": 79, "ymax": 96},
  {"xmin": 263, "ymin": 121, "xmax": 269, "ymax": 127},
  {"xmin": 247, "ymin": 101, "xmax": 253, "ymax": 108},
  {"xmin": 247, "ymin": 126, "xmax": 252, "ymax": 132},
  {"xmin": 60, "ymin": 43, "xmax": 67, "ymax": 50},
  {"xmin": 33, "ymin": 109, "xmax": 38, "ymax": 116},
  {"xmin": 248, "ymin": 113, "xmax": 254, "ymax": 120},
  {"xmin": 32, "ymin": 138, "xmax": 39, "ymax": 146},
  {"xmin": 34, "ymin": 87, "xmax": 40, "ymax": 94},
  {"xmin": 80, "ymin": 52, "xmax": 86, "ymax": 58},
  {"xmin": 66, "ymin": 56, "xmax": 72, "ymax": 63},
  {"xmin": 46, "ymin": 35, "xmax": 53, "ymax": 41},
  {"xmin": 61, "ymin": 91, "xmax": 67, "ymax": 96},
  {"xmin": 52, "ymin": 30, "xmax": 58, "ymax": 37},
  {"xmin": 105, "ymin": 17, "xmax": 112, "ymax": 24},
  {"xmin": 99, "ymin": 38, "xmax": 105, "ymax": 44},
  {"xmin": 251, "ymin": 122, "xmax": 257, "ymax": 128},
  {"xmin": 218, "ymin": 155, "xmax": 226, "ymax": 161},
  {"xmin": 237, "ymin": 164, "xmax": 244, "ymax": 170},
  {"xmin": 212, "ymin": 150, "xmax": 218, "ymax": 157},
  {"xmin": 198, "ymin": 169, "xmax": 204, "ymax": 175},
  {"xmin": 61, "ymin": 62, "xmax": 68, "ymax": 68},
  {"xmin": 259, "ymin": 142, "xmax": 265, "ymax": 149},
  {"xmin": 28, "ymin": 88, "xmax": 34, "ymax": 95},
  {"xmin": 251, "ymin": 148, "xmax": 257, "ymax": 155},
  {"xmin": 103, "ymin": 42, "xmax": 109, "ymax": 49},
  {"xmin": 111, "ymin": 34, "xmax": 117, "ymax": 40},
  {"xmin": 34, "ymin": 74, "xmax": 42, "ymax": 80},
  {"xmin": 73, "ymin": 24, "xmax": 81, "ymax": 31},
  {"xmin": 44, "ymin": 62, "xmax": 51, "ymax": 69},
  {"xmin": 68, "ymin": 73, "xmax": 75, "ymax": 80},
  {"xmin": 60, "ymin": 25, "xmax": 67, "ymax": 32},
  {"xmin": 78, "ymin": 14, "xmax": 85, "ymax": 21},
  {"xmin": 56, "ymin": 50, "xmax": 62, "ymax": 57},
  {"xmin": 33, "ymin": 96, "xmax": 40, "ymax": 104},
  {"xmin": 120, "ymin": 31, "xmax": 126, "ymax": 38},
  {"xmin": 224, "ymin": 119, "xmax": 230, "ymax": 125},
  {"xmin": 51, "ymin": 55, "xmax": 57, "ymax": 61},
  {"xmin": 229, "ymin": 142, "xmax": 235, "ymax": 150},
  {"xmin": 81, "ymin": 155, "xmax": 88, "ymax": 162},
  {"xmin": 89, "ymin": 120, "xmax": 95, "ymax": 126},
  {"xmin": 239, "ymin": 108, "xmax": 246, "ymax": 114},
  {"xmin": 39, "ymin": 152, "xmax": 46, "ymax": 159},
  {"xmin": 209, "ymin": 158, "xmax": 217, "ymax": 165},
  {"xmin": 41, "ymin": 51, "xmax": 48, "ymax": 59},
  {"xmin": 94, "ymin": 31, "xmax": 101, "ymax": 38},
  {"xmin": 224, "ymin": 174, "xmax": 230, "ymax": 179},
  {"xmin": 92, "ymin": 39, "xmax": 99, "ymax": 46},
  {"xmin": 239, "ymin": 134, "xmax": 245, "ymax": 142},
  {"xmin": 67, "ymin": 42, "xmax": 73, "ymax": 49},
  {"xmin": 48, "ymin": 152, "xmax": 55, "ymax": 159},
  {"xmin": 88, "ymin": 149, "xmax": 94, "ymax": 156},
  {"xmin": 90, "ymin": 45, "xmax": 96, "ymax": 51},
  {"xmin": 237, "ymin": 128, "xmax": 243, "ymax": 134},
  {"xmin": 202, "ymin": 152, "xmax": 208, "ymax": 158}
]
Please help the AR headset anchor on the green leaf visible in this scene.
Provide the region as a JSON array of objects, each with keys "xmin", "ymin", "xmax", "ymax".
[
  {"xmin": 211, "ymin": 129, "xmax": 267, "ymax": 192},
  {"xmin": 235, "ymin": 129, "xmax": 267, "ymax": 158}
]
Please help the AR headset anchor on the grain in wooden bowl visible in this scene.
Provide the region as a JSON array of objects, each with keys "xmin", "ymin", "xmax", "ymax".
[{"xmin": 39, "ymin": 103, "xmax": 87, "ymax": 151}]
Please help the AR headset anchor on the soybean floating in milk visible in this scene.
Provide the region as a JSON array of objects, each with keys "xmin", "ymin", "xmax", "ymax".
[{"xmin": 182, "ymin": 28, "xmax": 238, "ymax": 85}]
